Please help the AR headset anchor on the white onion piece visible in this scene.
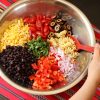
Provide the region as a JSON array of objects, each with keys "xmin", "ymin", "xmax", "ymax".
[{"xmin": 50, "ymin": 46, "xmax": 81, "ymax": 82}]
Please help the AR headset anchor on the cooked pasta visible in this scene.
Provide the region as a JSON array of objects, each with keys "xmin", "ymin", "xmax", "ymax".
[{"xmin": 48, "ymin": 30, "xmax": 79, "ymax": 58}]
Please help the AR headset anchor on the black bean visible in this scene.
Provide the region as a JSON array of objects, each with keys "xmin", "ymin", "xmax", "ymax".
[{"xmin": 0, "ymin": 46, "xmax": 37, "ymax": 88}]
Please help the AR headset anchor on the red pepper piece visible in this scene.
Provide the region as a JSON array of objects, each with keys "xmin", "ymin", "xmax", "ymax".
[
  {"xmin": 31, "ymin": 63, "xmax": 39, "ymax": 70},
  {"xmin": 30, "ymin": 55, "xmax": 65, "ymax": 90},
  {"xmin": 29, "ymin": 74, "xmax": 35, "ymax": 80},
  {"xmin": 51, "ymin": 65, "xmax": 59, "ymax": 71}
]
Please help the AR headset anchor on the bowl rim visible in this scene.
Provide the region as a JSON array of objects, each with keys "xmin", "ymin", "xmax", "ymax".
[{"xmin": 0, "ymin": 0, "xmax": 95, "ymax": 95}]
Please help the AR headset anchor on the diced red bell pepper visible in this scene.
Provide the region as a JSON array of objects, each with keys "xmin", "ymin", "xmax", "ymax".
[
  {"xmin": 31, "ymin": 63, "xmax": 39, "ymax": 70},
  {"xmin": 29, "ymin": 74, "xmax": 35, "ymax": 80},
  {"xmin": 51, "ymin": 65, "xmax": 59, "ymax": 71}
]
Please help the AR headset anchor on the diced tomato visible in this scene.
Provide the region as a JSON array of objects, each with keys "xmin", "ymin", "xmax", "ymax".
[
  {"xmin": 43, "ymin": 15, "xmax": 46, "ymax": 19},
  {"xmin": 44, "ymin": 22, "xmax": 49, "ymax": 26},
  {"xmin": 44, "ymin": 31, "xmax": 49, "ymax": 36},
  {"xmin": 49, "ymin": 26, "xmax": 55, "ymax": 32},
  {"xmin": 42, "ymin": 19, "xmax": 46, "ymax": 23},
  {"xmin": 46, "ymin": 17, "xmax": 51, "ymax": 21},
  {"xmin": 24, "ymin": 16, "xmax": 36, "ymax": 24},
  {"xmin": 23, "ymin": 17, "xmax": 30, "ymax": 23},
  {"xmin": 30, "ymin": 16, "xmax": 36, "ymax": 23},
  {"xmin": 36, "ymin": 20, "xmax": 42, "ymax": 31},
  {"xmin": 28, "ymin": 23, "xmax": 36, "ymax": 27},
  {"xmin": 36, "ymin": 31, "xmax": 42, "ymax": 36},
  {"xmin": 31, "ymin": 33, "xmax": 37, "ymax": 39},
  {"xmin": 51, "ymin": 15, "xmax": 56, "ymax": 19},
  {"xmin": 40, "ymin": 33, "xmax": 47, "ymax": 39},
  {"xmin": 36, "ymin": 15, "xmax": 43, "ymax": 20},
  {"xmin": 29, "ymin": 26, "xmax": 37, "ymax": 32},
  {"xmin": 43, "ymin": 25, "xmax": 49, "ymax": 33},
  {"xmin": 23, "ymin": 14, "xmax": 53, "ymax": 40}
]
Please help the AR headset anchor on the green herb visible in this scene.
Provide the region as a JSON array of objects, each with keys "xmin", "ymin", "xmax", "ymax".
[{"xmin": 26, "ymin": 36, "xmax": 49, "ymax": 58}]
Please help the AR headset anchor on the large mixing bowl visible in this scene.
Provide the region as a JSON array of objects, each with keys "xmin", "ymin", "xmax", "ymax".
[{"xmin": 0, "ymin": 0, "xmax": 95, "ymax": 95}]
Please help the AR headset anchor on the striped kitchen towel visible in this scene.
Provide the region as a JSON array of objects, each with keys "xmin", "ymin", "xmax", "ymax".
[{"xmin": 0, "ymin": 0, "xmax": 100, "ymax": 100}]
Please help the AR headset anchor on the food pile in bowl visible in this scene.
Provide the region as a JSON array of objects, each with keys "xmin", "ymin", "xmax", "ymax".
[{"xmin": 0, "ymin": 11, "xmax": 81, "ymax": 90}]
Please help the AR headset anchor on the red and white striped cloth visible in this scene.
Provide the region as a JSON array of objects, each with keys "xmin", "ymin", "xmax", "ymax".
[{"xmin": 0, "ymin": 0, "xmax": 100, "ymax": 100}]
